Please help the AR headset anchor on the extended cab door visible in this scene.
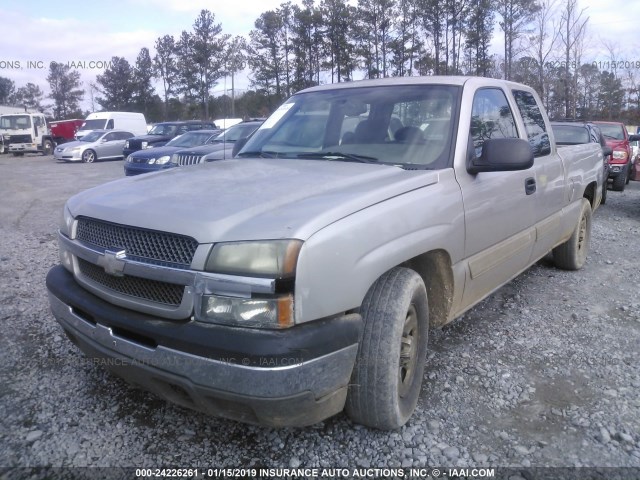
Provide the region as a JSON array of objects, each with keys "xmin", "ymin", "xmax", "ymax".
[
  {"xmin": 455, "ymin": 85, "xmax": 536, "ymax": 310},
  {"xmin": 511, "ymin": 89, "xmax": 566, "ymax": 260}
]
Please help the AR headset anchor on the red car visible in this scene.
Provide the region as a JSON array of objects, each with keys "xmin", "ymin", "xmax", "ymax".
[{"xmin": 593, "ymin": 121, "xmax": 631, "ymax": 191}]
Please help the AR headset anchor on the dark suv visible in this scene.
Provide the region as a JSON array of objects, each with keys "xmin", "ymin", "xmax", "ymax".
[
  {"xmin": 123, "ymin": 120, "xmax": 217, "ymax": 158},
  {"xmin": 551, "ymin": 121, "xmax": 612, "ymax": 203}
]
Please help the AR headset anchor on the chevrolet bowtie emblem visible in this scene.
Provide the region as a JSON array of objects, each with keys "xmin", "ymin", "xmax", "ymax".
[{"xmin": 98, "ymin": 249, "xmax": 127, "ymax": 277}]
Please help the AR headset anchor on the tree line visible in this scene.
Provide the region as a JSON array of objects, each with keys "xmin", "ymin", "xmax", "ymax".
[{"xmin": 1, "ymin": 0, "xmax": 639, "ymax": 125}]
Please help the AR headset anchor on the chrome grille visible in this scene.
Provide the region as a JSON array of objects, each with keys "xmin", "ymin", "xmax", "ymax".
[
  {"xmin": 175, "ymin": 153, "xmax": 203, "ymax": 166},
  {"xmin": 78, "ymin": 258, "xmax": 184, "ymax": 306},
  {"xmin": 76, "ymin": 217, "xmax": 198, "ymax": 268}
]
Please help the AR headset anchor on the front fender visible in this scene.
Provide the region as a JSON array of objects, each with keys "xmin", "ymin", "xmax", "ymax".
[{"xmin": 294, "ymin": 169, "xmax": 465, "ymax": 323}]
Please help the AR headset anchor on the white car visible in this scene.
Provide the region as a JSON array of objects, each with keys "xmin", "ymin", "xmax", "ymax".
[{"xmin": 54, "ymin": 129, "xmax": 134, "ymax": 163}]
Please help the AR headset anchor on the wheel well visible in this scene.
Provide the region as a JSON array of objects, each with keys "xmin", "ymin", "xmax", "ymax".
[
  {"xmin": 583, "ymin": 181, "xmax": 597, "ymax": 207},
  {"xmin": 401, "ymin": 250, "xmax": 454, "ymax": 328}
]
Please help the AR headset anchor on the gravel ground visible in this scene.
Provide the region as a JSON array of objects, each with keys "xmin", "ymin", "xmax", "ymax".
[{"xmin": 1, "ymin": 154, "xmax": 639, "ymax": 476}]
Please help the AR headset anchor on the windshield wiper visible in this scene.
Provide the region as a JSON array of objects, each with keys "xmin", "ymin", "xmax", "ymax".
[
  {"xmin": 296, "ymin": 152, "xmax": 378, "ymax": 164},
  {"xmin": 602, "ymin": 134, "xmax": 618, "ymax": 140},
  {"xmin": 235, "ymin": 150, "xmax": 279, "ymax": 158}
]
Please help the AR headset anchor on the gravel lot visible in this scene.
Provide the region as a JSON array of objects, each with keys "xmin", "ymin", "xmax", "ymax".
[{"xmin": 1, "ymin": 154, "xmax": 639, "ymax": 476}]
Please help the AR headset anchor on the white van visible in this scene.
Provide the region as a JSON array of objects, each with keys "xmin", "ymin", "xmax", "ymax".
[{"xmin": 76, "ymin": 112, "xmax": 147, "ymax": 139}]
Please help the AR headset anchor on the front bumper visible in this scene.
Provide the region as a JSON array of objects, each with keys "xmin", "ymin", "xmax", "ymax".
[
  {"xmin": 54, "ymin": 150, "xmax": 82, "ymax": 161},
  {"xmin": 123, "ymin": 162, "xmax": 175, "ymax": 176},
  {"xmin": 46, "ymin": 265, "xmax": 362, "ymax": 426},
  {"xmin": 608, "ymin": 163, "xmax": 628, "ymax": 178},
  {"xmin": 8, "ymin": 143, "xmax": 40, "ymax": 153}
]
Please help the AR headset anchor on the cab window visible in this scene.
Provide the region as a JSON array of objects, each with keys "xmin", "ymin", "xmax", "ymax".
[
  {"xmin": 470, "ymin": 88, "xmax": 518, "ymax": 157},
  {"xmin": 512, "ymin": 90, "xmax": 551, "ymax": 157}
]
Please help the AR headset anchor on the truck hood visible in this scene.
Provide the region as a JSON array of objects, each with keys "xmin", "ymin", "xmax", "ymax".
[
  {"xmin": 67, "ymin": 158, "xmax": 440, "ymax": 243},
  {"xmin": 176, "ymin": 143, "xmax": 227, "ymax": 156},
  {"xmin": 132, "ymin": 134, "xmax": 171, "ymax": 143},
  {"xmin": 128, "ymin": 145, "xmax": 183, "ymax": 159}
]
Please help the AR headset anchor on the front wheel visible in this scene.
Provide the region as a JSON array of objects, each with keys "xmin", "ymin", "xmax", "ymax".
[
  {"xmin": 553, "ymin": 198, "xmax": 592, "ymax": 270},
  {"xmin": 345, "ymin": 267, "xmax": 429, "ymax": 430},
  {"xmin": 82, "ymin": 149, "xmax": 96, "ymax": 163},
  {"xmin": 611, "ymin": 168, "xmax": 626, "ymax": 192},
  {"xmin": 42, "ymin": 139, "xmax": 53, "ymax": 156}
]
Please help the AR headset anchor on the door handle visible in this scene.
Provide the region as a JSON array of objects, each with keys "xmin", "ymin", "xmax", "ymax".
[{"xmin": 525, "ymin": 177, "xmax": 536, "ymax": 195}]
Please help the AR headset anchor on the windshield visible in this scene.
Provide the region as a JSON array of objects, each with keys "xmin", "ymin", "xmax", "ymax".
[
  {"xmin": 166, "ymin": 131, "xmax": 213, "ymax": 147},
  {"xmin": 149, "ymin": 124, "xmax": 177, "ymax": 136},
  {"xmin": 79, "ymin": 119, "xmax": 106, "ymax": 131},
  {"xmin": 597, "ymin": 123, "xmax": 625, "ymax": 140},
  {"xmin": 237, "ymin": 85, "xmax": 460, "ymax": 169},
  {"xmin": 0, "ymin": 115, "xmax": 32, "ymax": 130},
  {"xmin": 80, "ymin": 131, "xmax": 105, "ymax": 142},
  {"xmin": 552, "ymin": 125, "xmax": 590, "ymax": 145},
  {"xmin": 213, "ymin": 123, "xmax": 260, "ymax": 143}
]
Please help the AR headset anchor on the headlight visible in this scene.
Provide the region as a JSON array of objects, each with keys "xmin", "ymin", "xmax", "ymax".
[
  {"xmin": 199, "ymin": 294, "xmax": 294, "ymax": 329},
  {"xmin": 60, "ymin": 204, "xmax": 74, "ymax": 237},
  {"xmin": 126, "ymin": 155, "xmax": 132, "ymax": 162},
  {"xmin": 125, "ymin": 141, "xmax": 129, "ymax": 148},
  {"xmin": 155, "ymin": 155, "xmax": 171, "ymax": 165},
  {"xmin": 141, "ymin": 141, "xmax": 148, "ymax": 149},
  {"xmin": 205, "ymin": 240, "xmax": 303, "ymax": 278},
  {"xmin": 612, "ymin": 150, "xmax": 627, "ymax": 160}
]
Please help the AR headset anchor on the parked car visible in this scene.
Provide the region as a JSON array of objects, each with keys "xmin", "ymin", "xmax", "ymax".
[
  {"xmin": 172, "ymin": 121, "xmax": 263, "ymax": 166},
  {"xmin": 551, "ymin": 121, "xmax": 612, "ymax": 204},
  {"xmin": 122, "ymin": 120, "xmax": 218, "ymax": 158},
  {"xmin": 592, "ymin": 121, "xmax": 632, "ymax": 191},
  {"xmin": 124, "ymin": 129, "xmax": 221, "ymax": 176},
  {"xmin": 53, "ymin": 130, "xmax": 134, "ymax": 163}
]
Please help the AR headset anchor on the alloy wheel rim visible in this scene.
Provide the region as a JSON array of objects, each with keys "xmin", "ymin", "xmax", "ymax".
[{"xmin": 399, "ymin": 304, "xmax": 418, "ymax": 397}]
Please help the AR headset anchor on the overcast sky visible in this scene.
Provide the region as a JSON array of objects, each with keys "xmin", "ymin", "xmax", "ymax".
[{"xmin": 1, "ymin": 0, "xmax": 639, "ymax": 110}]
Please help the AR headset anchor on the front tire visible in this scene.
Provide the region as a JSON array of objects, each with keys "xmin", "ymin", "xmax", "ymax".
[
  {"xmin": 601, "ymin": 180, "xmax": 607, "ymax": 205},
  {"xmin": 611, "ymin": 168, "xmax": 626, "ymax": 192},
  {"xmin": 82, "ymin": 149, "xmax": 96, "ymax": 163},
  {"xmin": 346, "ymin": 267, "xmax": 429, "ymax": 430},
  {"xmin": 553, "ymin": 198, "xmax": 592, "ymax": 270},
  {"xmin": 42, "ymin": 139, "xmax": 53, "ymax": 156}
]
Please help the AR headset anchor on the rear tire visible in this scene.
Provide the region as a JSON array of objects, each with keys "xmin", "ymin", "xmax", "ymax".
[
  {"xmin": 345, "ymin": 267, "xmax": 429, "ymax": 430},
  {"xmin": 553, "ymin": 198, "xmax": 591, "ymax": 270},
  {"xmin": 82, "ymin": 149, "xmax": 96, "ymax": 163}
]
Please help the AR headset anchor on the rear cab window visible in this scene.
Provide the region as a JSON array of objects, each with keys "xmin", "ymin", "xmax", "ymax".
[
  {"xmin": 512, "ymin": 90, "xmax": 551, "ymax": 157},
  {"xmin": 469, "ymin": 88, "xmax": 519, "ymax": 158}
]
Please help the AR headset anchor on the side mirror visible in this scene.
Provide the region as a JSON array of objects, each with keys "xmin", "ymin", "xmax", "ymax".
[
  {"xmin": 467, "ymin": 138, "xmax": 534, "ymax": 174},
  {"xmin": 602, "ymin": 146, "xmax": 613, "ymax": 157},
  {"xmin": 232, "ymin": 137, "xmax": 248, "ymax": 158},
  {"xmin": 629, "ymin": 134, "xmax": 640, "ymax": 142}
]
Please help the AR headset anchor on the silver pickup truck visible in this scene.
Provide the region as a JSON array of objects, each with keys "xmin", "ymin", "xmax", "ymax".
[{"xmin": 46, "ymin": 77, "xmax": 604, "ymax": 430}]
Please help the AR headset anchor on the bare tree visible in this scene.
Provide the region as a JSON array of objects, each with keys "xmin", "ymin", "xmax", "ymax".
[
  {"xmin": 496, "ymin": 0, "xmax": 540, "ymax": 80},
  {"xmin": 527, "ymin": 0, "xmax": 560, "ymax": 107},
  {"xmin": 558, "ymin": 0, "xmax": 588, "ymax": 118}
]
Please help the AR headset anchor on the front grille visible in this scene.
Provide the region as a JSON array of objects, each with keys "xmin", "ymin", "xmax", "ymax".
[
  {"xmin": 78, "ymin": 258, "xmax": 184, "ymax": 306},
  {"xmin": 127, "ymin": 139, "xmax": 142, "ymax": 151},
  {"xmin": 76, "ymin": 217, "xmax": 198, "ymax": 268},
  {"xmin": 175, "ymin": 153, "xmax": 203, "ymax": 166},
  {"xmin": 10, "ymin": 134, "xmax": 31, "ymax": 144},
  {"xmin": 129, "ymin": 156, "xmax": 148, "ymax": 164}
]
